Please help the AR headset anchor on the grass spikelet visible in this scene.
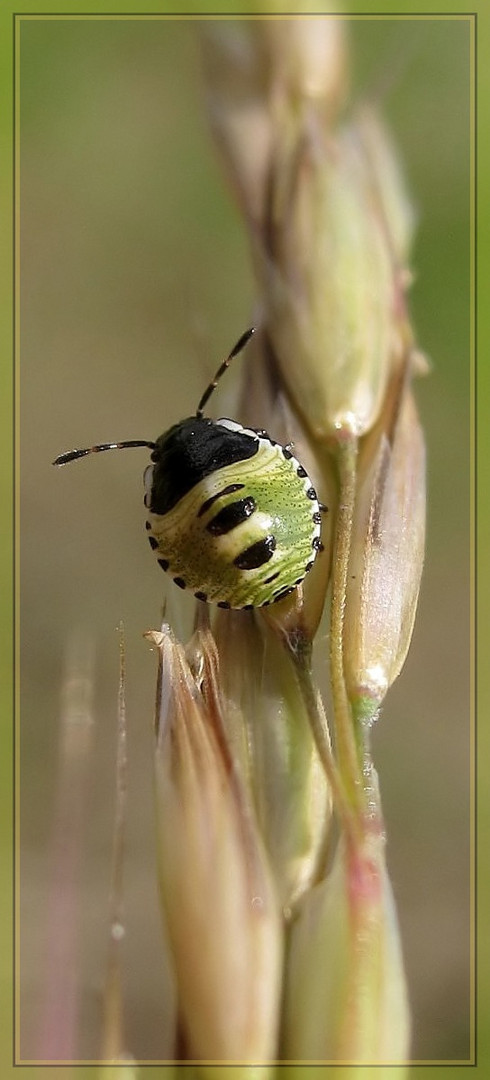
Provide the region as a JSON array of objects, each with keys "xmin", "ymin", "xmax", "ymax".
[{"xmin": 146, "ymin": 623, "xmax": 283, "ymax": 1070}]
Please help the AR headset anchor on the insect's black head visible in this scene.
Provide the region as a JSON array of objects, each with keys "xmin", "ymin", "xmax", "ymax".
[
  {"xmin": 149, "ymin": 416, "xmax": 258, "ymax": 515},
  {"xmin": 150, "ymin": 417, "xmax": 212, "ymax": 462}
]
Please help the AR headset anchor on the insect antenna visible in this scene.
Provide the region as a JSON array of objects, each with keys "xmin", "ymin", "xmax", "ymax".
[
  {"xmin": 53, "ymin": 440, "xmax": 156, "ymax": 467},
  {"xmin": 195, "ymin": 326, "xmax": 256, "ymax": 418}
]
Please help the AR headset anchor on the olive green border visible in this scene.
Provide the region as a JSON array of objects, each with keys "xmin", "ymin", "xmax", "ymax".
[{"xmin": 3, "ymin": 2, "xmax": 484, "ymax": 1077}]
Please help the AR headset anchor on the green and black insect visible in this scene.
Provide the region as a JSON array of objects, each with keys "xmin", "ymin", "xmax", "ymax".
[{"xmin": 54, "ymin": 328, "xmax": 326, "ymax": 609}]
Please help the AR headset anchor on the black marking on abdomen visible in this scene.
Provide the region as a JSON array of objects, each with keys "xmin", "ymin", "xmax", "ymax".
[
  {"xmin": 148, "ymin": 536, "xmax": 159, "ymax": 550},
  {"xmin": 195, "ymin": 591, "xmax": 208, "ymax": 602},
  {"xmin": 264, "ymin": 571, "xmax": 280, "ymax": 585},
  {"xmin": 234, "ymin": 535, "xmax": 276, "ymax": 570},
  {"xmin": 312, "ymin": 511, "xmax": 322, "ymax": 524},
  {"xmin": 174, "ymin": 577, "xmax": 186, "ymax": 589},
  {"xmin": 198, "ymin": 483, "xmax": 245, "ymax": 518},
  {"xmin": 306, "ymin": 486, "xmax": 317, "ymax": 500},
  {"xmin": 158, "ymin": 558, "xmax": 169, "ymax": 571},
  {"xmin": 206, "ymin": 496, "xmax": 256, "ymax": 536}
]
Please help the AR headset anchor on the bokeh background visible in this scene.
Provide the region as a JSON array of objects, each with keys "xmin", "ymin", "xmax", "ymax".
[{"xmin": 19, "ymin": 15, "xmax": 471, "ymax": 1065}]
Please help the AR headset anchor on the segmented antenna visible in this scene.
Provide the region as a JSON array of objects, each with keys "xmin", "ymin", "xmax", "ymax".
[
  {"xmin": 53, "ymin": 440, "xmax": 156, "ymax": 467},
  {"xmin": 195, "ymin": 327, "xmax": 256, "ymax": 419}
]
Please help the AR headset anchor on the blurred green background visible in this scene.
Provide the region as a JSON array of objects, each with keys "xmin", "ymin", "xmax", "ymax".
[{"xmin": 19, "ymin": 16, "xmax": 471, "ymax": 1065}]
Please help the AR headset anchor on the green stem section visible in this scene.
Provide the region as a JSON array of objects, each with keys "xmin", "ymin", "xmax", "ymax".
[
  {"xmin": 291, "ymin": 638, "xmax": 362, "ymax": 850},
  {"xmin": 330, "ymin": 436, "xmax": 364, "ymax": 811}
]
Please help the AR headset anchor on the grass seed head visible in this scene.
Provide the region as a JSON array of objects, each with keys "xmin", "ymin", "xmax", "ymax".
[
  {"xmin": 146, "ymin": 625, "xmax": 283, "ymax": 1065},
  {"xmin": 343, "ymin": 375, "xmax": 426, "ymax": 720},
  {"xmin": 258, "ymin": 114, "xmax": 406, "ymax": 442},
  {"xmin": 284, "ymin": 829, "xmax": 411, "ymax": 1064},
  {"xmin": 213, "ymin": 609, "xmax": 332, "ymax": 911}
]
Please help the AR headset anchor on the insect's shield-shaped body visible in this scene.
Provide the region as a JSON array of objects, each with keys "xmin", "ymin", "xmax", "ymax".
[
  {"xmin": 144, "ymin": 417, "xmax": 323, "ymax": 609},
  {"xmin": 53, "ymin": 329, "xmax": 326, "ymax": 607}
]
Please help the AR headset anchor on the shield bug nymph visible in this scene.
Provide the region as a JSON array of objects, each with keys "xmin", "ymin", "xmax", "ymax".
[{"xmin": 54, "ymin": 328, "xmax": 326, "ymax": 609}]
